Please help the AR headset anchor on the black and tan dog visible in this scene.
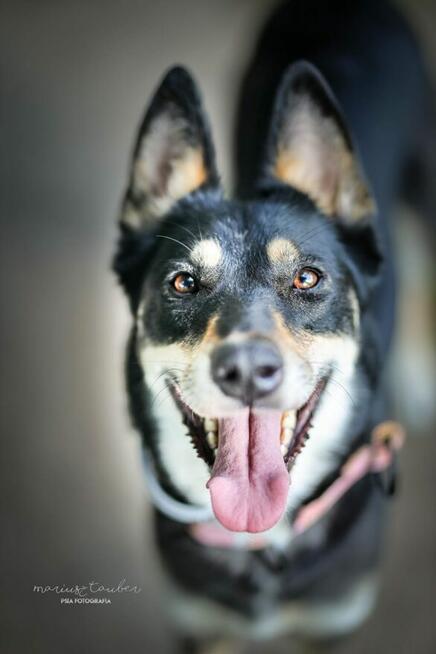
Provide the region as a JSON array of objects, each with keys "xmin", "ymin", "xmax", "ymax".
[{"xmin": 113, "ymin": 0, "xmax": 433, "ymax": 649}]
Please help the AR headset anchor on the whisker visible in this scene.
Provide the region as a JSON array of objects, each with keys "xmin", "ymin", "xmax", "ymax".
[
  {"xmin": 154, "ymin": 391, "xmax": 178, "ymax": 413},
  {"xmin": 322, "ymin": 386, "xmax": 352, "ymax": 412},
  {"xmin": 155, "ymin": 234, "xmax": 193, "ymax": 253},
  {"xmin": 150, "ymin": 384, "xmax": 171, "ymax": 408},
  {"xmin": 195, "ymin": 215, "xmax": 204, "ymax": 241},
  {"xmin": 163, "ymin": 220, "xmax": 200, "ymax": 243},
  {"xmin": 308, "ymin": 360, "xmax": 349, "ymax": 376},
  {"xmin": 305, "ymin": 358, "xmax": 357, "ymax": 407},
  {"xmin": 326, "ymin": 378, "xmax": 356, "ymax": 407},
  {"xmin": 148, "ymin": 368, "xmax": 183, "ymax": 388},
  {"xmin": 297, "ymin": 222, "xmax": 333, "ymax": 248}
]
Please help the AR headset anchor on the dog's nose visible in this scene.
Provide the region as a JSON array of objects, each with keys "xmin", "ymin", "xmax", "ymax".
[{"xmin": 211, "ymin": 339, "xmax": 283, "ymax": 403}]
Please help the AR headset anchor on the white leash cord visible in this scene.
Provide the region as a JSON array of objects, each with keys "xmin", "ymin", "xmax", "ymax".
[{"xmin": 142, "ymin": 449, "xmax": 214, "ymax": 524}]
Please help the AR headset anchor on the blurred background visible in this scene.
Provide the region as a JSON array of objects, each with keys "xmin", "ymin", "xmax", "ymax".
[{"xmin": 2, "ymin": 1, "xmax": 435, "ymax": 652}]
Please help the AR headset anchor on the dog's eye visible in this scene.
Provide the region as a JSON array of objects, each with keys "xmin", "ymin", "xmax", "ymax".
[
  {"xmin": 171, "ymin": 272, "xmax": 198, "ymax": 295},
  {"xmin": 292, "ymin": 268, "xmax": 321, "ymax": 290}
]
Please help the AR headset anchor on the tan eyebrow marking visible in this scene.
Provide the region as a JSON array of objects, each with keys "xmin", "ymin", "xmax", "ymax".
[
  {"xmin": 191, "ymin": 239, "xmax": 223, "ymax": 268},
  {"xmin": 267, "ymin": 237, "xmax": 299, "ymax": 264}
]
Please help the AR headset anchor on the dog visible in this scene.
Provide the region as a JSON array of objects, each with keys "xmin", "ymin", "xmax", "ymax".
[{"xmin": 113, "ymin": 0, "xmax": 433, "ymax": 650}]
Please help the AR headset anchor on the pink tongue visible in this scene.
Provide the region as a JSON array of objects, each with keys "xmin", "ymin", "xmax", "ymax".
[{"xmin": 206, "ymin": 409, "xmax": 290, "ymax": 533}]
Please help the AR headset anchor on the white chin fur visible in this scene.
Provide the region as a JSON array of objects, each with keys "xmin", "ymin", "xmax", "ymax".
[
  {"xmin": 138, "ymin": 339, "xmax": 212, "ymax": 507},
  {"xmin": 152, "ymin": 382, "xmax": 212, "ymax": 507}
]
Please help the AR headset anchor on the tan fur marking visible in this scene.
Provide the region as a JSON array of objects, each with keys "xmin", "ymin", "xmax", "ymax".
[
  {"xmin": 123, "ymin": 111, "xmax": 207, "ymax": 228},
  {"xmin": 274, "ymin": 150, "xmax": 336, "ymax": 216},
  {"xmin": 191, "ymin": 239, "xmax": 222, "ymax": 268},
  {"xmin": 166, "ymin": 147, "xmax": 207, "ymax": 201},
  {"xmin": 271, "ymin": 310, "xmax": 311, "ymax": 357},
  {"xmin": 271, "ymin": 309, "xmax": 359, "ymax": 370},
  {"xmin": 267, "ymin": 237, "xmax": 299, "ymax": 264},
  {"xmin": 200, "ymin": 314, "xmax": 220, "ymax": 346}
]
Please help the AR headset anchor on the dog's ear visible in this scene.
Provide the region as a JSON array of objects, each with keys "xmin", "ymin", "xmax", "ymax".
[
  {"xmin": 120, "ymin": 66, "xmax": 219, "ymax": 230},
  {"xmin": 264, "ymin": 61, "xmax": 376, "ymax": 222}
]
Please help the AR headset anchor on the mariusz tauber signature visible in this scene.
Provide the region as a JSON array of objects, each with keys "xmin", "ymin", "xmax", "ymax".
[{"xmin": 33, "ymin": 579, "xmax": 142, "ymax": 604}]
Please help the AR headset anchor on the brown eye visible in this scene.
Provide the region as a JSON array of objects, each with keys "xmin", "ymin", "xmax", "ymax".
[
  {"xmin": 293, "ymin": 268, "xmax": 321, "ymax": 290},
  {"xmin": 171, "ymin": 272, "xmax": 198, "ymax": 295}
]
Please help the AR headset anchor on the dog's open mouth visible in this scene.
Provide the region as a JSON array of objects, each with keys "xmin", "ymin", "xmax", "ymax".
[{"xmin": 169, "ymin": 377, "xmax": 328, "ymax": 533}]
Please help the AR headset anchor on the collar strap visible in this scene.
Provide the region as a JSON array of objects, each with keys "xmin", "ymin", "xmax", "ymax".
[{"xmin": 292, "ymin": 420, "xmax": 405, "ymax": 534}]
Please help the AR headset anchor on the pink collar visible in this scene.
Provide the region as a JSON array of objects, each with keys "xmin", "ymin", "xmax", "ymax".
[{"xmin": 189, "ymin": 420, "xmax": 405, "ymax": 550}]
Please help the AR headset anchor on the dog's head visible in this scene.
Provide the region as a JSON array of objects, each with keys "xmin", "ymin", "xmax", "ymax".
[{"xmin": 114, "ymin": 63, "xmax": 381, "ymax": 533}]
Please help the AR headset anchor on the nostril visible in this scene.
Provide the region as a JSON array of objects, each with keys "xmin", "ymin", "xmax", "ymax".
[
  {"xmin": 224, "ymin": 366, "xmax": 240, "ymax": 383},
  {"xmin": 216, "ymin": 365, "xmax": 240, "ymax": 384},
  {"xmin": 255, "ymin": 365, "xmax": 279, "ymax": 380}
]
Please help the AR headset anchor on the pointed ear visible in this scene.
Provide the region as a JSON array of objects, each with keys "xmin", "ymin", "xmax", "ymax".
[
  {"xmin": 264, "ymin": 61, "xmax": 376, "ymax": 222},
  {"xmin": 121, "ymin": 66, "xmax": 219, "ymax": 230}
]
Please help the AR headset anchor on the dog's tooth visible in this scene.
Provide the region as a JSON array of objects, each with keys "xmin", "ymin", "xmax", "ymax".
[
  {"xmin": 206, "ymin": 431, "xmax": 218, "ymax": 449},
  {"xmin": 280, "ymin": 443, "xmax": 288, "ymax": 456},
  {"xmin": 282, "ymin": 411, "xmax": 297, "ymax": 430},
  {"xmin": 204, "ymin": 418, "xmax": 218, "ymax": 433},
  {"xmin": 281, "ymin": 428, "xmax": 293, "ymax": 446}
]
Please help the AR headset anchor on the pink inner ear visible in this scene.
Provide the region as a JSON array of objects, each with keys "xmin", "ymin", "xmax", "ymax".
[
  {"xmin": 134, "ymin": 111, "xmax": 207, "ymax": 209},
  {"xmin": 272, "ymin": 93, "xmax": 374, "ymax": 221}
]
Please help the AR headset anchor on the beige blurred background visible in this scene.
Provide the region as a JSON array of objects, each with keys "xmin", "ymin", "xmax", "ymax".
[{"xmin": 2, "ymin": 1, "xmax": 436, "ymax": 653}]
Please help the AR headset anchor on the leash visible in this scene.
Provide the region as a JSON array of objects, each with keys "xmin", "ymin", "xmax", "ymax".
[
  {"xmin": 142, "ymin": 448, "xmax": 214, "ymax": 523},
  {"xmin": 292, "ymin": 420, "xmax": 405, "ymax": 534},
  {"xmin": 142, "ymin": 420, "xmax": 405, "ymax": 547}
]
